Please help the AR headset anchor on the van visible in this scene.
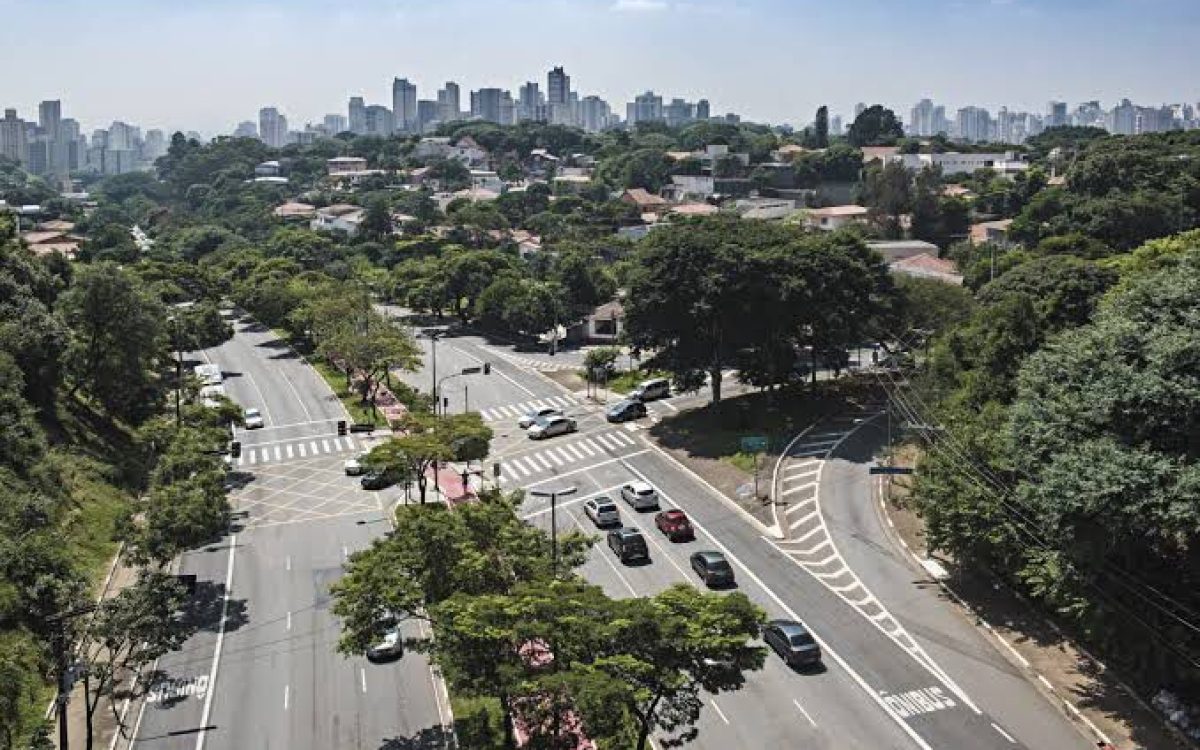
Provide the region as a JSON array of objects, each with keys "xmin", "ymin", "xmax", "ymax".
[{"xmin": 629, "ymin": 377, "xmax": 669, "ymax": 402}]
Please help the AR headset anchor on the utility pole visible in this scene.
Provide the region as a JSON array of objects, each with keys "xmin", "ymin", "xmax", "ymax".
[
  {"xmin": 421, "ymin": 330, "xmax": 444, "ymax": 414},
  {"xmin": 530, "ymin": 486, "xmax": 577, "ymax": 574},
  {"xmin": 168, "ymin": 315, "xmax": 183, "ymax": 428}
]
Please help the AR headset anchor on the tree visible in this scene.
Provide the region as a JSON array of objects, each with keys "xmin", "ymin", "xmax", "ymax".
[
  {"xmin": 894, "ymin": 275, "xmax": 975, "ymax": 336},
  {"xmin": 361, "ymin": 198, "xmax": 393, "ymax": 241},
  {"xmin": 60, "ymin": 263, "xmax": 166, "ymax": 422},
  {"xmin": 313, "ymin": 300, "xmax": 421, "ymax": 408},
  {"xmin": 583, "ymin": 347, "xmax": 621, "ymax": 379},
  {"xmin": 862, "ymin": 161, "xmax": 912, "ymax": 238},
  {"xmin": 847, "ymin": 105, "xmax": 905, "ymax": 147},
  {"xmin": 371, "ymin": 412, "xmax": 494, "ymax": 503},
  {"xmin": 814, "ymin": 105, "xmax": 829, "ymax": 149},
  {"xmin": 82, "ymin": 572, "xmax": 195, "ymax": 750}
]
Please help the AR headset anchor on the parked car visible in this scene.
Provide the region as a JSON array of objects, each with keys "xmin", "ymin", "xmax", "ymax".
[
  {"xmin": 583, "ymin": 497, "xmax": 620, "ymax": 527},
  {"xmin": 654, "ymin": 509, "xmax": 694, "ymax": 541},
  {"xmin": 605, "ymin": 398, "xmax": 647, "ymax": 423},
  {"xmin": 527, "ymin": 415, "xmax": 577, "ymax": 440},
  {"xmin": 762, "ymin": 620, "xmax": 822, "ymax": 668},
  {"xmin": 343, "ymin": 452, "xmax": 370, "ymax": 476},
  {"xmin": 519, "ymin": 406, "xmax": 563, "ymax": 429},
  {"xmin": 361, "ymin": 468, "xmax": 401, "ymax": 490},
  {"xmin": 620, "ymin": 481, "xmax": 660, "ymax": 511},
  {"xmin": 366, "ymin": 619, "xmax": 404, "ymax": 662},
  {"xmin": 193, "ymin": 363, "xmax": 222, "ymax": 386},
  {"xmin": 629, "ymin": 377, "xmax": 670, "ymax": 402},
  {"xmin": 607, "ymin": 528, "xmax": 649, "ymax": 564},
  {"xmin": 243, "ymin": 407, "xmax": 264, "ymax": 429},
  {"xmin": 690, "ymin": 551, "xmax": 735, "ymax": 587}
]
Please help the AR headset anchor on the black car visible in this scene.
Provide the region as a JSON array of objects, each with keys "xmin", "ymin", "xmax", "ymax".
[
  {"xmin": 605, "ymin": 398, "xmax": 648, "ymax": 423},
  {"xmin": 360, "ymin": 469, "xmax": 400, "ymax": 490},
  {"xmin": 762, "ymin": 619, "xmax": 822, "ymax": 668},
  {"xmin": 690, "ymin": 551, "xmax": 735, "ymax": 587},
  {"xmin": 607, "ymin": 528, "xmax": 650, "ymax": 564}
]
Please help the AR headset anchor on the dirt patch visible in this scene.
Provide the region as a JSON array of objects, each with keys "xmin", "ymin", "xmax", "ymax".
[
  {"xmin": 884, "ymin": 446, "xmax": 1188, "ymax": 750},
  {"xmin": 543, "ymin": 369, "xmax": 586, "ymax": 392}
]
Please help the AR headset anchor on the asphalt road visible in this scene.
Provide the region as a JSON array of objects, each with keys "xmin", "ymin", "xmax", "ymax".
[
  {"xmin": 398, "ymin": 324, "xmax": 1096, "ymax": 750},
  {"xmin": 125, "ymin": 313, "xmax": 452, "ymax": 750}
]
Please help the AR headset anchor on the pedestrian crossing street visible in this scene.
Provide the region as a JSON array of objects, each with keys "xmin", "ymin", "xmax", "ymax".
[
  {"xmin": 235, "ymin": 435, "xmax": 369, "ymax": 467},
  {"xmin": 498, "ymin": 429, "xmax": 640, "ymax": 483},
  {"xmin": 477, "ymin": 394, "xmax": 582, "ymax": 423}
]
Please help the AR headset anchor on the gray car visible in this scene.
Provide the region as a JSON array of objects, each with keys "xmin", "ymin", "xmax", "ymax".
[
  {"xmin": 763, "ymin": 619, "xmax": 822, "ymax": 668},
  {"xmin": 527, "ymin": 414, "xmax": 577, "ymax": 440}
]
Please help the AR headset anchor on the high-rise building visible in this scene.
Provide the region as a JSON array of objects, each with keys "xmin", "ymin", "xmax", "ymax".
[
  {"xmin": 0, "ymin": 108, "xmax": 28, "ymax": 166},
  {"xmin": 417, "ymin": 100, "xmax": 437, "ymax": 133},
  {"xmin": 348, "ymin": 96, "xmax": 367, "ymax": 135},
  {"xmin": 437, "ymin": 82, "xmax": 461, "ymax": 124},
  {"xmin": 259, "ymin": 107, "xmax": 288, "ymax": 147},
  {"xmin": 1046, "ymin": 101, "xmax": 1068, "ymax": 128},
  {"xmin": 234, "ymin": 121, "xmax": 258, "ymax": 138},
  {"xmin": 580, "ymin": 96, "xmax": 612, "ymax": 132},
  {"xmin": 547, "ymin": 66, "xmax": 569, "ymax": 105},
  {"xmin": 392, "ymin": 78, "xmax": 418, "ymax": 133},
  {"xmin": 665, "ymin": 98, "xmax": 695, "ymax": 128},
  {"xmin": 323, "ymin": 114, "xmax": 347, "ymax": 135},
  {"xmin": 518, "ymin": 82, "xmax": 545, "ymax": 122},
  {"xmin": 696, "ymin": 99, "xmax": 711, "ymax": 122},
  {"xmin": 909, "ymin": 98, "xmax": 937, "ymax": 136},
  {"xmin": 38, "ymin": 99, "xmax": 69, "ymax": 174},
  {"xmin": 626, "ymin": 91, "xmax": 664, "ymax": 125},
  {"xmin": 955, "ymin": 106, "xmax": 992, "ymax": 143},
  {"xmin": 471, "ymin": 88, "xmax": 513, "ymax": 125},
  {"xmin": 830, "ymin": 114, "xmax": 843, "ymax": 137},
  {"xmin": 364, "ymin": 105, "xmax": 394, "ymax": 136},
  {"xmin": 1107, "ymin": 98, "xmax": 1137, "ymax": 135},
  {"xmin": 143, "ymin": 129, "xmax": 167, "ymax": 161}
]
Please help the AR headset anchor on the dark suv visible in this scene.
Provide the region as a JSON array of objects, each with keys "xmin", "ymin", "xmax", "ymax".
[
  {"xmin": 607, "ymin": 528, "xmax": 650, "ymax": 564},
  {"xmin": 690, "ymin": 551, "xmax": 735, "ymax": 587},
  {"xmin": 605, "ymin": 398, "xmax": 647, "ymax": 423}
]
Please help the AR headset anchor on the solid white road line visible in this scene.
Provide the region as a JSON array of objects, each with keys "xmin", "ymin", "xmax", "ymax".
[
  {"xmin": 194, "ymin": 533, "xmax": 237, "ymax": 750},
  {"xmin": 790, "ymin": 525, "xmax": 824, "ymax": 544},
  {"xmin": 709, "ymin": 699, "xmax": 730, "ymax": 725},
  {"xmin": 574, "ymin": 515, "xmax": 638, "ymax": 596},
  {"xmin": 789, "ymin": 510, "xmax": 819, "ymax": 530},
  {"xmin": 793, "ymin": 699, "xmax": 818, "ymax": 728},
  {"xmin": 782, "ymin": 482, "xmax": 817, "ymax": 497},
  {"xmin": 286, "ymin": 611, "xmax": 292, "ymax": 630},
  {"xmin": 283, "ymin": 684, "xmax": 290, "ymax": 711},
  {"xmin": 990, "ymin": 722, "xmax": 1016, "ymax": 744},
  {"xmin": 285, "ymin": 555, "xmax": 291, "ymax": 571},
  {"xmin": 360, "ymin": 667, "xmax": 368, "ymax": 694}
]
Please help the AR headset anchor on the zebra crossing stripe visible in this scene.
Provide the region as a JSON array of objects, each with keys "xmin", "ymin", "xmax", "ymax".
[
  {"xmin": 297, "ymin": 444, "xmax": 306, "ymax": 457},
  {"xmin": 552, "ymin": 447, "xmax": 574, "ymax": 464},
  {"xmin": 614, "ymin": 432, "xmax": 636, "ymax": 446},
  {"xmin": 534, "ymin": 454, "xmax": 553, "ymax": 471},
  {"xmin": 274, "ymin": 446, "xmax": 282, "ymax": 461},
  {"xmin": 310, "ymin": 441, "xmax": 319, "ymax": 454},
  {"xmin": 583, "ymin": 438, "xmax": 603, "ymax": 453},
  {"xmin": 518, "ymin": 457, "xmax": 538, "ymax": 474},
  {"xmin": 286, "ymin": 445, "xmax": 294, "ymax": 459},
  {"xmin": 322, "ymin": 439, "xmax": 331, "ymax": 453},
  {"xmin": 576, "ymin": 440, "xmax": 596, "ymax": 457},
  {"xmin": 565, "ymin": 444, "xmax": 585, "ymax": 461},
  {"xmin": 249, "ymin": 450, "xmax": 258, "ymax": 465},
  {"xmin": 782, "ymin": 482, "xmax": 817, "ymax": 497},
  {"xmin": 593, "ymin": 434, "xmax": 616, "ymax": 450},
  {"xmin": 514, "ymin": 460, "xmax": 531, "ymax": 477}
]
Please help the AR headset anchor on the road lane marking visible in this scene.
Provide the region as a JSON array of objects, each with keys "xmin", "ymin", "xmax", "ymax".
[
  {"xmin": 249, "ymin": 451, "xmax": 258, "ymax": 465},
  {"xmin": 360, "ymin": 667, "xmax": 368, "ymax": 694},
  {"xmin": 286, "ymin": 611, "xmax": 292, "ymax": 630},
  {"xmin": 322, "ymin": 439, "xmax": 331, "ymax": 452},
  {"xmin": 194, "ymin": 533, "xmax": 237, "ymax": 750},
  {"xmin": 517, "ymin": 457, "xmax": 537, "ymax": 475},
  {"xmin": 519, "ymin": 450, "xmax": 652, "ymax": 489},
  {"xmin": 990, "ymin": 722, "xmax": 1016, "ymax": 744},
  {"xmin": 553, "ymin": 447, "xmax": 575, "ymax": 464},
  {"xmin": 583, "ymin": 438, "xmax": 603, "ymax": 453},
  {"xmin": 595, "ymin": 434, "xmax": 619, "ymax": 450},
  {"xmin": 243, "ymin": 372, "xmax": 276, "ymax": 425},
  {"xmin": 789, "ymin": 510, "xmax": 819, "ymax": 530},
  {"xmin": 614, "ymin": 431, "xmax": 636, "ymax": 446},
  {"xmin": 576, "ymin": 440, "xmax": 596, "ymax": 457},
  {"xmin": 285, "ymin": 444, "xmax": 294, "ymax": 459},
  {"xmin": 310, "ymin": 441, "xmax": 319, "ymax": 454},
  {"xmin": 782, "ymin": 482, "xmax": 817, "ymax": 497},
  {"xmin": 283, "ymin": 684, "xmax": 290, "ymax": 711},
  {"xmin": 285, "ymin": 555, "xmax": 291, "ymax": 571},
  {"xmin": 796, "ymin": 539, "xmax": 832, "ymax": 557},
  {"xmin": 534, "ymin": 454, "xmax": 553, "ymax": 470},
  {"xmin": 573, "ymin": 515, "xmax": 638, "ymax": 596},
  {"xmin": 544, "ymin": 450, "xmax": 564, "ymax": 467},
  {"xmin": 342, "ymin": 545, "xmax": 350, "ymax": 560},
  {"xmin": 277, "ymin": 366, "xmax": 316, "ymax": 423},
  {"xmin": 614, "ymin": 461, "xmax": 933, "ymax": 750},
  {"xmin": 297, "ymin": 443, "xmax": 306, "ymax": 457},
  {"xmin": 879, "ymin": 687, "xmax": 956, "ymax": 719},
  {"xmin": 273, "ymin": 446, "xmax": 282, "ymax": 461},
  {"xmin": 792, "ymin": 699, "xmax": 817, "ymax": 728},
  {"xmin": 709, "ymin": 699, "xmax": 730, "ymax": 725},
  {"xmin": 565, "ymin": 444, "xmax": 586, "ymax": 461}
]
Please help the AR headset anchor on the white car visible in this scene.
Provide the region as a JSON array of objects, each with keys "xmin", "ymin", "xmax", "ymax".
[
  {"xmin": 344, "ymin": 452, "xmax": 369, "ymax": 476},
  {"xmin": 193, "ymin": 363, "xmax": 222, "ymax": 386},
  {"xmin": 621, "ymin": 481, "xmax": 660, "ymax": 511},
  {"xmin": 519, "ymin": 406, "xmax": 564, "ymax": 429},
  {"xmin": 199, "ymin": 384, "xmax": 225, "ymax": 408},
  {"xmin": 583, "ymin": 497, "xmax": 621, "ymax": 527},
  {"xmin": 366, "ymin": 624, "xmax": 403, "ymax": 661},
  {"xmin": 243, "ymin": 408, "xmax": 265, "ymax": 429},
  {"xmin": 527, "ymin": 415, "xmax": 577, "ymax": 440}
]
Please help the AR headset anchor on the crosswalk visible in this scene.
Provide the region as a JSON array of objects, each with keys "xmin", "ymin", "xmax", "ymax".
[
  {"xmin": 235, "ymin": 435, "xmax": 367, "ymax": 467},
  {"xmin": 482, "ymin": 347, "xmax": 584, "ymax": 373},
  {"xmin": 477, "ymin": 395, "xmax": 581, "ymax": 423},
  {"xmin": 498, "ymin": 430, "xmax": 640, "ymax": 482}
]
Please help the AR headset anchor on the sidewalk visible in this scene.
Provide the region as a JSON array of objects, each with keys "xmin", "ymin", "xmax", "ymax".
[
  {"xmin": 882, "ymin": 467, "xmax": 1190, "ymax": 750},
  {"xmin": 431, "ymin": 464, "xmax": 476, "ymax": 507}
]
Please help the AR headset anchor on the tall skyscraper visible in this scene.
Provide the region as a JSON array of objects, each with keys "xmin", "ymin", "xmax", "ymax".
[
  {"xmin": 696, "ymin": 99, "xmax": 711, "ymax": 121},
  {"xmin": 323, "ymin": 114, "xmax": 348, "ymax": 135},
  {"xmin": 909, "ymin": 98, "xmax": 937, "ymax": 136},
  {"xmin": 955, "ymin": 106, "xmax": 992, "ymax": 143},
  {"xmin": 471, "ymin": 88, "xmax": 513, "ymax": 125},
  {"xmin": 38, "ymin": 99, "xmax": 68, "ymax": 174},
  {"xmin": 348, "ymin": 96, "xmax": 366, "ymax": 135},
  {"xmin": 0, "ymin": 108, "xmax": 28, "ymax": 166},
  {"xmin": 1046, "ymin": 101, "xmax": 1068, "ymax": 128},
  {"xmin": 259, "ymin": 107, "xmax": 288, "ymax": 147},
  {"xmin": 234, "ymin": 121, "xmax": 258, "ymax": 138},
  {"xmin": 437, "ymin": 82, "xmax": 461, "ymax": 123},
  {"xmin": 626, "ymin": 91, "xmax": 664, "ymax": 125},
  {"xmin": 580, "ymin": 96, "xmax": 612, "ymax": 132},
  {"xmin": 547, "ymin": 66, "xmax": 569, "ymax": 105},
  {"xmin": 518, "ymin": 82, "xmax": 544, "ymax": 122},
  {"xmin": 1107, "ymin": 99, "xmax": 1137, "ymax": 135},
  {"xmin": 417, "ymin": 100, "xmax": 437, "ymax": 133},
  {"xmin": 364, "ymin": 105, "xmax": 395, "ymax": 136},
  {"xmin": 392, "ymin": 78, "xmax": 418, "ymax": 133}
]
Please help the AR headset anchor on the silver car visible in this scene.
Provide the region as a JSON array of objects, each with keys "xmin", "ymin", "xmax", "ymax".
[
  {"xmin": 527, "ymin": 415, "xmax": 577, "ymax": 440},
  {"xmin": 620, "ymin": 481, "xmax": 660, "ymax": 511},
  {"xmin": 519, "ymin": 406, "xmax": 563, "ymax": 429},
  {"xmin": 583, "ymin": 497, "xmax": 620, "ymax": 527},
  {"xmin": 243, "ymin": 407, "xmax": 264, "ymax": 429}
]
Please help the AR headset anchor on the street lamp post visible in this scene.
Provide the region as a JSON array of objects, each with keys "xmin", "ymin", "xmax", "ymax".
[
  {"xmin": 168, "ymin": 315, "xmax": 183, "ymax": 428},
  {"xmin": 436, "ymin": 366, "xmax": 483, "ymax": 416},
  {"xmin": 530, "ymin": 486, "xmax": 577, "ymax": 574},
  {"xmin": 420, "ymin": 330, "xmax": 444, "ymax": 413}
]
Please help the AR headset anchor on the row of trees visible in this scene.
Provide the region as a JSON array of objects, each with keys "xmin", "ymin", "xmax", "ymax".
[{"xmin": 331, "ymin": 495, "xmax": 766, "ymax": 750}]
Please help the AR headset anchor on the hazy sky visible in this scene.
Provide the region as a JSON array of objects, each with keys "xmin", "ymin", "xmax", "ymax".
[{"xmin": 2, "ymin": 0, "xmax": 1197, "ymax": 135}]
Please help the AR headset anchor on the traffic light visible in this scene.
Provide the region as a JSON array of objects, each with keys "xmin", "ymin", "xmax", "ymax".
[
  {"xmin": 337, "ymin": 420, "xmax": 347, "ymax": 436},
  {"xmin": 483, "ymin": 362, "xmax": 491, "ymax": 375},
  {"xmin": 230, "ymin": 441, "xmax": 241, "ymax": 458}
]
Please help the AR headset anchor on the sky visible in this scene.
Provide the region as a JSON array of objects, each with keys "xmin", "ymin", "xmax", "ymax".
[{"xmin": 1, "ymin": 0, "xmax": 1198, "ymax": 136}]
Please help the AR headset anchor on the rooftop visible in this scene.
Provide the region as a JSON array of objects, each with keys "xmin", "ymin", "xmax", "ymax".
[{"xmin": 807, "ymin": 205, "xmax": 869, "ymax": 218}]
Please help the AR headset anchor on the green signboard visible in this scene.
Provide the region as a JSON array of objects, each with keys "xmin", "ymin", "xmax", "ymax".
[{"xmin": 740, "ymin": 436, "xmax": 769, "ymax": 454}]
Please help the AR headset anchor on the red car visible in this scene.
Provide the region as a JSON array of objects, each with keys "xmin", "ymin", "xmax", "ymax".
[{"xmin": 654, "ymin": 509, "xmax": 695, "ymax": 541}]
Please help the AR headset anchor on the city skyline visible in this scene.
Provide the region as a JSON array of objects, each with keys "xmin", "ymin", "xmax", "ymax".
[{"xmin": 1, "ymin": 0, "xmax": 1197, "ymax": 135}]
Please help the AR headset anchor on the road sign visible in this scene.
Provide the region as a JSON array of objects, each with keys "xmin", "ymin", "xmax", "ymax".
[
  {"xmin": 740, "ymin": 436, "xmax": 769, "ymax": 454},
  {"xmin": 869, "ymin": 465, "xmax": 914, "ymax": 475}
]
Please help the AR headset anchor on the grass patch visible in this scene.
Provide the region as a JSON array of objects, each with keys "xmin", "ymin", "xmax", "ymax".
[
  {"xmin": 726, "ymin": 451, "xmax": 765, "ymax": 474},
  {"xmin": 310, "ymin": 357, "xmax": 377, "ymax": 424},
  {"xmin": 606, "ymin": 368, "xmax": 670, "ymax": 395},
  {"xmin": 54, "ymin": 452, "xmax": 130, "ymax": 584},
  {"xmin": 451, "ymin": 695, "xmax": 510, "ymax": 750}
]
